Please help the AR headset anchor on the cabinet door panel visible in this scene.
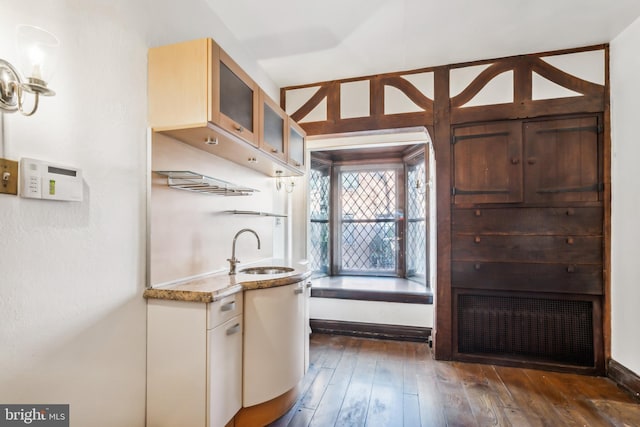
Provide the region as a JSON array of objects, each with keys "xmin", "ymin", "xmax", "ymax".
[
  {"xmin": 288, "ymin": 120, "xmax": 306, "ymax": 170},
  {"xmin": 220, "ymin": 61, "xmax": 254, "ymax": 132},
  {"xmin": 259, "ymin": 92, "xmax": 287, "ymax": 161},
  {"xmin": 453, "ymin": 121, "xmax": 523, "ymax": 204},
  {"xmin": 208, "ymin": 315, "xmax": 243, "ymax": 427},
  {"xmin": 243, "ymin": 283, "xmax": 305, "ymax": 407},
  {"xmin": 524, "ymin": 116, "xmax": 601, "ymax": 203},
  {"xmin": 217, "ymin": 49, "xmax": 259, "ymax": 145}
]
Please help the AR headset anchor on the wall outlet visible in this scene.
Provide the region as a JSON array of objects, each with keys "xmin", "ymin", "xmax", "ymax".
[{"xmin": 0, "ymin": 158, "xmax": 19, "ymax": 196}]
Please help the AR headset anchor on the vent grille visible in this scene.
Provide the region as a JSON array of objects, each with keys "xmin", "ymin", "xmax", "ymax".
[{"xmin": 458, "ymin": 294, "xmax": 594, "ymax": 366}]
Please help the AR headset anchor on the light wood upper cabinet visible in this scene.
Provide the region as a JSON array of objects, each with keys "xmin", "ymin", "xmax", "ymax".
[
  {"xmin": 148, "ymin": 38, "xmax": 304, "ymax": 176},
  {"xmin": 149, "ymin": 38, "xmax": 258, "ymax": 145},
  {"xmin": 259, "ymin": 90, "xmax": 287, "ymax": 162}
]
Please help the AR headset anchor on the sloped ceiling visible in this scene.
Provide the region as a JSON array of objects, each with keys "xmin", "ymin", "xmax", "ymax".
[{"xmin": 204, "ymin": 0, "xmax": 640, "ymax": 87}]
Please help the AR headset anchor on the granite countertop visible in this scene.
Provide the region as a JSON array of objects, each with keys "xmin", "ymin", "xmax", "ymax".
[{"xmin": 143, "ymin": 261, "xmax": 311, "ymax": 303}]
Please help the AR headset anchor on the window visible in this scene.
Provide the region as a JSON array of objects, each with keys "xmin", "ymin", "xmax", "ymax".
[
  {"xmin": 337, "ymin": 165, "xmax": 402, "ymax": 276},
  {"xmin": 308, "ymin": 142, "xmax": 434, "ymax": 291}
]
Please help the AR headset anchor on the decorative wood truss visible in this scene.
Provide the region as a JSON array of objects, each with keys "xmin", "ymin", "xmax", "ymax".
[{"xmin": 281, "ymin": 45, "xmax": 607, "ymax": 135}]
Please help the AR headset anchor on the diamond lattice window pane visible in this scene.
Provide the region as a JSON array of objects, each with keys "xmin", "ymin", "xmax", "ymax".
[
  {"xmin": 407, "ymin": 159, "xmax": 427, "ymax": 279},
  {"xmin": 339, "ymin": 168, "xmax": 398, "ymax": 273},
  {"xmin": 309, "ymin": 164, "xmax": 330, "ymax": 275}
]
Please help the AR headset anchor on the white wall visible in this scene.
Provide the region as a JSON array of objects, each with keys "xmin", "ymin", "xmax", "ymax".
[
  {"xmin": 0, "ymin": 1, "xmax": 278, "ymax": 426},
  {"xmin": 150, "ymin": 134, "xmax": 280, "ymax": 286},
  {"xmin": 610, "ymin": 15, "xmax": 640, "ymax": 377}
]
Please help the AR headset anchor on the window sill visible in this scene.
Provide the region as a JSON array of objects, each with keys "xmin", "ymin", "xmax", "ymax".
[{"xmin": 310, "ymin": 287, "xmax": 433, "ymax": 304}]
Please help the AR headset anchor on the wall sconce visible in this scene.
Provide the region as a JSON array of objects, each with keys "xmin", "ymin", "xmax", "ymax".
[
  {"xmin": 0, "ymin": 25, "xmax": 59, "ymax": 116},
  {"xmin": 275, "ymin": 171, "xmax": 295, "ymax": 194}
]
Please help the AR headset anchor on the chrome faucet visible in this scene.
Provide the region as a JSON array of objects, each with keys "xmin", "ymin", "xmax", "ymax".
[{"xmin": 227, "ymin": 228, "xmax": 261, "ymax": 275}]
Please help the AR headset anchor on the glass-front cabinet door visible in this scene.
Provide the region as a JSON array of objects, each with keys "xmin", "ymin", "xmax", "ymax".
[
  {"xmin": 259, "ymin": 91, "xmax": 287, "ymax": 162},
  {"xmin": 288, "ymin": 119, "xmax": 306, "ymax": 171},
  {"xmin": 215, "ymin": 49, "xmax": 259, "ymax": 146}
]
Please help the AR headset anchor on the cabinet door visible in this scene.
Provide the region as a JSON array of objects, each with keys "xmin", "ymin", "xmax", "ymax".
[
  {"xmin": 208, "ymin": 315, "xmax": 243, "ymax": 427},
  {"xmin": 524, "ymin": 116, "xmax": 601, "ymax": 203},
  {"xmin": 288, "ymin": 119, "xmax": 306, "ymax": 170},
  {"xmin": 453, "ymin": 121, "xmax": 523, "ymax": 204},
  {"xmin": 259, "ymin": 91, "xmax": 287, "ymax": 161},
  {"xmin": 243, "ymin": 282, "xmax": 305, "ymax": 407},
  {"xmin": 216, "ymin": 49, "xmax": 259, "ymax": 146}
]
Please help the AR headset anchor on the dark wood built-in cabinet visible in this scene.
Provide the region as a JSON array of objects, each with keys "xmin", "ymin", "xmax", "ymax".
[{"xmin": 451, "ymin": 114, "xmax": 604, "ymax": 373}]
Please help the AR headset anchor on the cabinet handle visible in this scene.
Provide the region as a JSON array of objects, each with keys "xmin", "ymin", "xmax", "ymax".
[
  {"xmin": 474, "ymin": 263, "xmax": 481, "ymax": 271},
  {"xmin": 306, "ymin": 281, "xmax": 312, "ymax": 288},
  {"xmin": 294, "ymin": 287, "xmax": 304, "ymax": 295},
  {"xmin": 220, "ymin": 301, "xmax": 236, "ymax": 312},
  {"xmin": 474, "ymin": 236, "xmax": 481, "ymax": 244},
  {"xmin": 511, "ymin": 157, "xmax": 520, "ymax": 165},
  {"xmin": 527, "ymin": 157, "xmax": 537, "ymax": 165},
  {"xmin": 566, "ymin": 208, "xmax": 575, "ymax": 216},
  {"xmin": 234, "ymin": 125, "xmax": 243, "ymax": 132},
  {"xmin": 566, "ymin": 237, "xmax": 575, "ymax": 245},
  {"xmin": 567, "ymin": 265, "xmax": 576, "ymax": 273},
  {"xmin": 271, "ymin": 148, "xmax": 278, "ymax": 153},
  {"xmin": 294, "ymin": 161, "xmax": 301, "ymax": 167},
  {"xmin": 474, "ymin": 209, "xmax": 482, "ymax": 217},
  {"xmin": 226, "ymin": 323, "xmax": 241, "ymax": 336}
]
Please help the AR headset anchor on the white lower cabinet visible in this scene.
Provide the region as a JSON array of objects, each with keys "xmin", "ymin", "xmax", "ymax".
[
  {"xmin": 243, "ymin": 281, "xmax": 306, "ymax": 407},
  {"xmin": 146, "ymin": 294, "xmax": 243, "ymax": 427}
]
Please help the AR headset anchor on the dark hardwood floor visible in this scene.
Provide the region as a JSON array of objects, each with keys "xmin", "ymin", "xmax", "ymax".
[{"xmin": 269, "ymin": 334, "xmax": 640, "ymax": 427}]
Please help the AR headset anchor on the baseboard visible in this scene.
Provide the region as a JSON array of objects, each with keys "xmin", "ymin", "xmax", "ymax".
[
  {"xmin": 310, "ymin": 319, "xmax": 431, "ymax": 342},
  {"xmin": 608, "ymin": 359, "xmax": 640, "ymax": 400}
]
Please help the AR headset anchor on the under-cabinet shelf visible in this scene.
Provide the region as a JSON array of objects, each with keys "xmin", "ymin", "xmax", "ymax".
[
  {"xmin": 223, "ymin": 210, "xmax": 287, "ymax": 218},
  {"xmin": 154, "ymin": 171, "xmax": 258, "ymax": 196}
]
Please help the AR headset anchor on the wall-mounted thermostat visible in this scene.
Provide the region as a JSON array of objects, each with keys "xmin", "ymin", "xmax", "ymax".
[{"xmin": 20, "ymin": 158, "xmax": 83, "ymax": 202}]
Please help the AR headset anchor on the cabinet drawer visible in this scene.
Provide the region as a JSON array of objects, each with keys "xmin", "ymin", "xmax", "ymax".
[
  {"xmin": 452, "ymin": 235, "xmax": 602, "ymax": 264},
  {"xmin": 208, "ymin": 293, "xmax": 243, "ymax": 329},
  {"xmin": 452, "ymin": 207, "xmax": 603, "ymax": 235},
  {"xmin": 451, "ymin": 261, "xmax": 603, "ymax": 295}
]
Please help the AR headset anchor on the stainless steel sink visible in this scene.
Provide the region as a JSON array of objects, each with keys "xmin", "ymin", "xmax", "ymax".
[{"xmin": 239, "ymin": 266, "xmax": 295, "ymax": 275}]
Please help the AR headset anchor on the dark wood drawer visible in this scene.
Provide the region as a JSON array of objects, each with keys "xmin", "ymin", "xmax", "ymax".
[
  {"xmin": 452, "ymin": 207, "xmax": 603, "ymax": 235},
  {"xmin": 451, "ymin": 261, "xmax": 603, "ymax": 295},
  {"xmin": 452, "ymin": 235, "xmax": 602, "ymax": 264}
]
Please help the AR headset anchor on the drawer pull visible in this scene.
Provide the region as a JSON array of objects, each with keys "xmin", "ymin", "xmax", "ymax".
[
  {"xmin": 566, "ymin": 208, "xmax": 575, "ymax": 216},
  {"xmin": 511, "ymin": 157, "xmax": 520, "ymax": 165},
  {"xmin": 220, "ymin": 301, "xmax": 236, "ymax": 312},
  {"xmin": 474, "ymin": 236, "xmax": 481, "ymax": 244},
  {"xmin": 226, "ymin": 323, "xmax": 241, "ymax": 336},
  {"xmin": 474, "ymin": 209, "xmax": 482, "ymax": 217},
  {"xmin": 271, "ymin": 148, "xmax": 278, "ymax": 153},
  {"xmin": 474, "ymin": 263, "xmax": 481, "ymax": 271},
  {"xmin": 567, "ymin": 265, "xmax": 576, "ymax": 273},
  {"xmin": 566, "ymin": 237, "xmax": 575, "ymax": 245},
  {"xmin": 527, "ymin": 157, "xmax": 537, "ymax": 165},
  {"xmin": 294, "ymin": 161, "xmax": 301, "ymax": 167},
  {"xmin": 294, "ymin": 287, "xmax": 304, "ymax": 295},
  {"xmin": 234, "ymin": 125, "xmax": 243, "ymax": 132}
]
